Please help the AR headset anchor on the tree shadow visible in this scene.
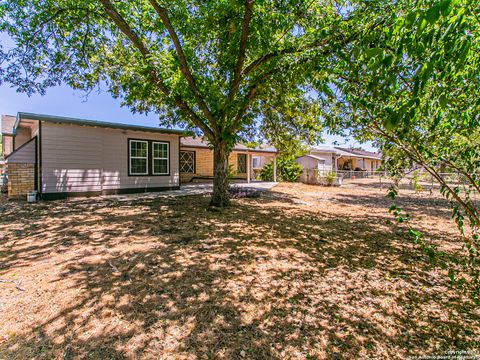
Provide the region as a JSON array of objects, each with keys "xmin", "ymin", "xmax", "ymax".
[
  {"xmin": 331, "ymin": 192, "xmax": 453, "ymax": 221},
  {"xmin": 0, "ymin": 194, "xmax": 478, "ymax": 359}
]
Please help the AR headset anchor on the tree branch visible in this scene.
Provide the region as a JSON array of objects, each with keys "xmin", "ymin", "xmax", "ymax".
[
  {"xmin": 98, "ymin": 0, "xmax": 214, "ymax": 139},
  {"xmin": 229, "ymin": 33, "xmax": 357, "ymax": 133},
  {"xmin": 230, "ymin": 67, "xmax": 278, "ymax": 131},
  {"xmin": 148, "ymin": 0, "xmax": 218, "ymax": 133},
  {"xmin": 242, "ymin": 16, "xmax": 386, "ymax": 79},
  {"xmin": 98, "ymin": 0, "xmax": 149, "ymax": 56},
  {"xmin": 227, "ymin": 0, "xmax": 254, "ymax": 102},
  {"xmin": 369, "ymin": 122, "xmax": 480, "ymax": 226}
]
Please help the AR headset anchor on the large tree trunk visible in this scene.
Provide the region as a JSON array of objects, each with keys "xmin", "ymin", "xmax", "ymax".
[{"xmin": 210, "ymin": 142, "xmax": 230, "ymax": 207}]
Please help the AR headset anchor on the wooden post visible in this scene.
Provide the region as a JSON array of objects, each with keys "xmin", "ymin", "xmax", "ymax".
[
  {"xmin": 273, "ymin": 156, "xmax": 277, "ymax": 182},
  {"xmin": 247, "ymin": 153, "xmax": 251, "ymax": 183}
]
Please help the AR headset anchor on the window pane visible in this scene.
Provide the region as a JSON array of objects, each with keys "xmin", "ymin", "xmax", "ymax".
[
  {"xmin": 131, "ymin": 141, "xmax": 147, "ymax": 158},
  {"xmin": 237, "ymin": 154, "xmax": 246, "ymax": 173},
  {"xmin": 153, "ymin": 142, "xmax": 168, "ymax": 158},
  {"xmin": 180, "ymin": 151, "xmax": 195, "ymax": 173},
  {"xmin": 153, "ymin": 159, "xmax": 168, "ymax": 174},
  {"xmin": 131, "ymin": 158, "xmax": 147, "ymax": 174}
]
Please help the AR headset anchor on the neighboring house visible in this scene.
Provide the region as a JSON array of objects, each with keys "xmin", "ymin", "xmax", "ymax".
[
  {"xmin": 3, "ymin": 112, "xmax": 187, "ymax": 199},
  {"xmin": 296, "ymin": 146, "xmax": 382, "ymax": 172},
  {"xmin": 180, "ymin": 136, "xmax": 277, "ymax": 183}
]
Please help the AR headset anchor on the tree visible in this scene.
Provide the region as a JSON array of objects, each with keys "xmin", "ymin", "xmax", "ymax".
[
  {"xmin": 326, "ymin": 0, "xmax": 480, "ymax": 295},
  {"xmin": 0, "ymin": 0, "xmax": 383, "ymax": 206}
]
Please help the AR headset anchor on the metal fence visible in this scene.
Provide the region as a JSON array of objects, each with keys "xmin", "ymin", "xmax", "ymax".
[{"xmin": 299, "ymin": 169, "xmax": 480, "ymax": 193}]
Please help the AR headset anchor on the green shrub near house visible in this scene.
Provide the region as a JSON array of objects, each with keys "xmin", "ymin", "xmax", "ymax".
[
  {"xmin": 260, "ymin": 157, "xmax": 302, "ymax": 182},
  {"xmin": 325, "ymin": 171, "xmax": 337, "ymax": 186}
]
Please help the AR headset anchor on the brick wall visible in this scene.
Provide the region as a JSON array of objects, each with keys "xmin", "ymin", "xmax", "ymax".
[
  {"xmin": 180, "ymin": 147, "xmax": 247, "ymax": 183},
  {"xmin": 7, "ymin": 163, "xmax": 35, "ymax": 199}
]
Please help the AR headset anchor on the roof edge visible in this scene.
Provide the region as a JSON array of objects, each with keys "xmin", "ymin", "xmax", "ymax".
[
  {"xmin": 180, "ymin": 143, "xmax": 277, "ymax": 154},
  {"xmin": 16, "ymin": 112, "xmax": 191, "ymax": 136}
]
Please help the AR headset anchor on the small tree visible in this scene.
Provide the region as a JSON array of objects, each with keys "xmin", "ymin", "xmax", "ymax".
[
  {"xmin": 260, "ymin": 157, "xmax": 302, "ymax": 182},
  {"xmin": 327, "ymin": 0, "xmax": 480, "ymax": 296},
  {"xmin": 0, "ymin": 0, "xmax": 384, "ymax": 206}
]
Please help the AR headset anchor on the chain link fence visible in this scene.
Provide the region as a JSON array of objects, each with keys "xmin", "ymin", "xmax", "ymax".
[{"xmin": 299, "ymin": 169, "xmax": 479, "ymax": 198}]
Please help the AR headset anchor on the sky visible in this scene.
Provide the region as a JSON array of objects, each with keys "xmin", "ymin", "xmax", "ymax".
[
  {"xmin": 0, "ymin": 29, "xmax": 376, "ymax": 152},
  {"xmin": 0, "ymin": 84, "xmax": 376, "ymax": 151}
]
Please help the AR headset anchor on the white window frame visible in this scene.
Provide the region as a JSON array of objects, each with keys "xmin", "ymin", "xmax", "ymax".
[
  {"xmin": 252, "ymin": 156, "xmax": 260, "ymax": 169},
  {"xmin": 129, "ymin": 139, "xmax": 148, "ymax": 175},
  {"xmin": 152, "ymin": 141, "xmax": 169, "ymax": 175}
]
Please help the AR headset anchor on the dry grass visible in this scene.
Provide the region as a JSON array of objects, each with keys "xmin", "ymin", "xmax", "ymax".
[{"xmin": 0, "ymin": 181, "xmax": 479, "ymax": 359}]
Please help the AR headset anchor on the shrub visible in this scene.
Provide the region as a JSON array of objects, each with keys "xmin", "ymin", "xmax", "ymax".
[
  {"xmin": 260, "ymin": 157, "xmax": 303, "ymax": 182},
  {"xmin": 411, "ymin": 170, "xmax": 423, "ymax": 192},
  {"xmin": 325, "ymin": 171, "xmax": 336, "ymax": 186}
]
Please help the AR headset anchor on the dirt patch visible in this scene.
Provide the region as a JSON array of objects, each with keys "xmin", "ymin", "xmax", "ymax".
[{"xmin": 0, "ymin": 182, "xmax": 479, "ymax": 359}]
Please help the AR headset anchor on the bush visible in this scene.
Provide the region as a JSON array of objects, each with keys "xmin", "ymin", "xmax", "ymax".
[
  {"xmin": 325, "ymin": 171, "xmax": 336, "ymax": 186},
  {"xmin": 411, "ymin": 170, "xmax": 423, "ymax": 192},
  {"xmin": 260, "ymin": 158, "xmax": 302, "ymax": 182}
]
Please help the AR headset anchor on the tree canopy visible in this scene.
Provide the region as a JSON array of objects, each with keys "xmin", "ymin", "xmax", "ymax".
[
  {"xmin": 324, "ymin": 0, "xmax": 480, "ymax": 296},
  {"xmin": 327, "ymin": 0, "xmax": 479, "ymax": 224},
  {"xmin": 0, "ymin": 0, "xmax": 388, "ymax": 205}
]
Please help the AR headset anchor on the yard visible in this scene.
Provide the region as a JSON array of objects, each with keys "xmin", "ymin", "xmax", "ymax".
[{"xmin": 0, "ymin": 180, "xmax": 479, "ymax": 359}]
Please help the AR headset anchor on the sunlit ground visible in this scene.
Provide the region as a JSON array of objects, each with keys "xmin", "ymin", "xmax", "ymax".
[{"xmin": 0, "ymin": 180, "xmax": 479, "ymax": 359}]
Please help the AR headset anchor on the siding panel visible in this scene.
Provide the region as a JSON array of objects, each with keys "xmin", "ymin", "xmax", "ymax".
[
  {"xmin": 6, "ymin": 138, "xmax": 36, "ymax": 164},
  {"xmin": 41, "ymin": 122, "xmax": 180, "ymax": 194}
]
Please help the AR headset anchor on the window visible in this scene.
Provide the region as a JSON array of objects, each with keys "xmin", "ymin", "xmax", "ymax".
[
  {"xmin": 237, "ymin": 154, "xmax": 247, "ymax": 174},
  {"xmin": 252, "ymin": 156, "xmax": 260, "ymax": 169},
  {"xmin": 128, "ymin": 139, "xmax": 170, "ymax": 176},
  {"xmin": 129, "ymin": 140, "xmax": 148, "ymax": 175},
  {"xmin": 152, "ymin": 142, "xmax": 169, "ymax": 175},
  {"xmin": 180, "ymin": 151, "xmax": 195, "ymax": 173}
]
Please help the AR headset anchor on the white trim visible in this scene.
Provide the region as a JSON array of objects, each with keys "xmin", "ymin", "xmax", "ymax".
[
  {"xmin": 129, "ymin": 139, "xmax": 148, "ymax": 175},
  {"xmin": 152, "ymin": 141, "xmax": 169, "ymax": 175}
]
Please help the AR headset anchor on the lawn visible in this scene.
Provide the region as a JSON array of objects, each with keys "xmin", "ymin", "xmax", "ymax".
[{"xmin": 0, "ymin": 181, "xmax": 479, "ymax": 359}]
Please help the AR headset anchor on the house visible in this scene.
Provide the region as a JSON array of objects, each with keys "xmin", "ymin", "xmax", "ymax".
[
  {"xmin": 295, "ymin": 146, "xmax": 382, "ymax": 173},
  {"xmin": 1, "ymin": 112, "xmax": 277, "ymax": 200},
  {"xmin": 180, "ymin": 137, "xmax": 277, "ymax": 183},
  {"xmin": 2, "ymin": 112, "xmax": 186, "ymax": 199}
]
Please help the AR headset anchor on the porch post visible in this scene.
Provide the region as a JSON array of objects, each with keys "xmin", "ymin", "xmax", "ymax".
[
  {"xmin": 247, "ymin": 153, "xmax": 251, "ymax": 183},
  {"xmin": 273, "ymin": 156, "xmax": 277, "ymax": 182}
]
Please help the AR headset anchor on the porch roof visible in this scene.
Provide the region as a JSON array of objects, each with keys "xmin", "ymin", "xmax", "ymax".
[
  {"xmin": 181, "ymin": 136, "xmax": 277, "ymax": 154},
  {"xmin": 309, "ymin": 145, "xmax": 381, "ymax": 160},
  {"xmin": 299, "ymin": 154, "xmax": 326, "ymax": 162}
]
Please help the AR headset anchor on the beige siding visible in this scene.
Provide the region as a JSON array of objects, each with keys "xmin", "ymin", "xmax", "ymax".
[
  {"xmin": 309, "ymin": 151, "xmax": 334, "ymax": 170},
  {"xmin": 14, "ymin": 127, "xmax": 33, "ymax": 149},
  {"xmin": 364, "ymin": 159, "xmax": 381, "ymax": 171},
  {"xmin": 296, "ymin": 156, "xmax": 324, "ymax": 170},
  {"xmin": 6, "ymin": 138, "xmax": 36, "ymax": 164},
  {"xmin": 41, "ymin": 122, "xmax": 180, "ymax": 194}
]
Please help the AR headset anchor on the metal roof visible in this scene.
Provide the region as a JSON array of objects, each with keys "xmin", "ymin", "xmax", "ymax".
[
  {"xmin": 15, "ymin": 112, "xmax": 190, "ymax": 136},
  {"xmin": 309, "ymin": 145, "xmax": 381, "ymax": 160},
  {"xmin": 334, "ymin": 147, "xmax": 382, "ymax": 160},
  {"xmin": 298, "ymin": 154, "xmax": 327, "ymax": 162}
]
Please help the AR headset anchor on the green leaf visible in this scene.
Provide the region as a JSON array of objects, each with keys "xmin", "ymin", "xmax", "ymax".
[
  {"xmin": 439, "ymin": 94, "xmax": 448, "ymax": 108},
  {"xmin": 365, "ymin": 47, "xmax": 383, "ymax": 59}
]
